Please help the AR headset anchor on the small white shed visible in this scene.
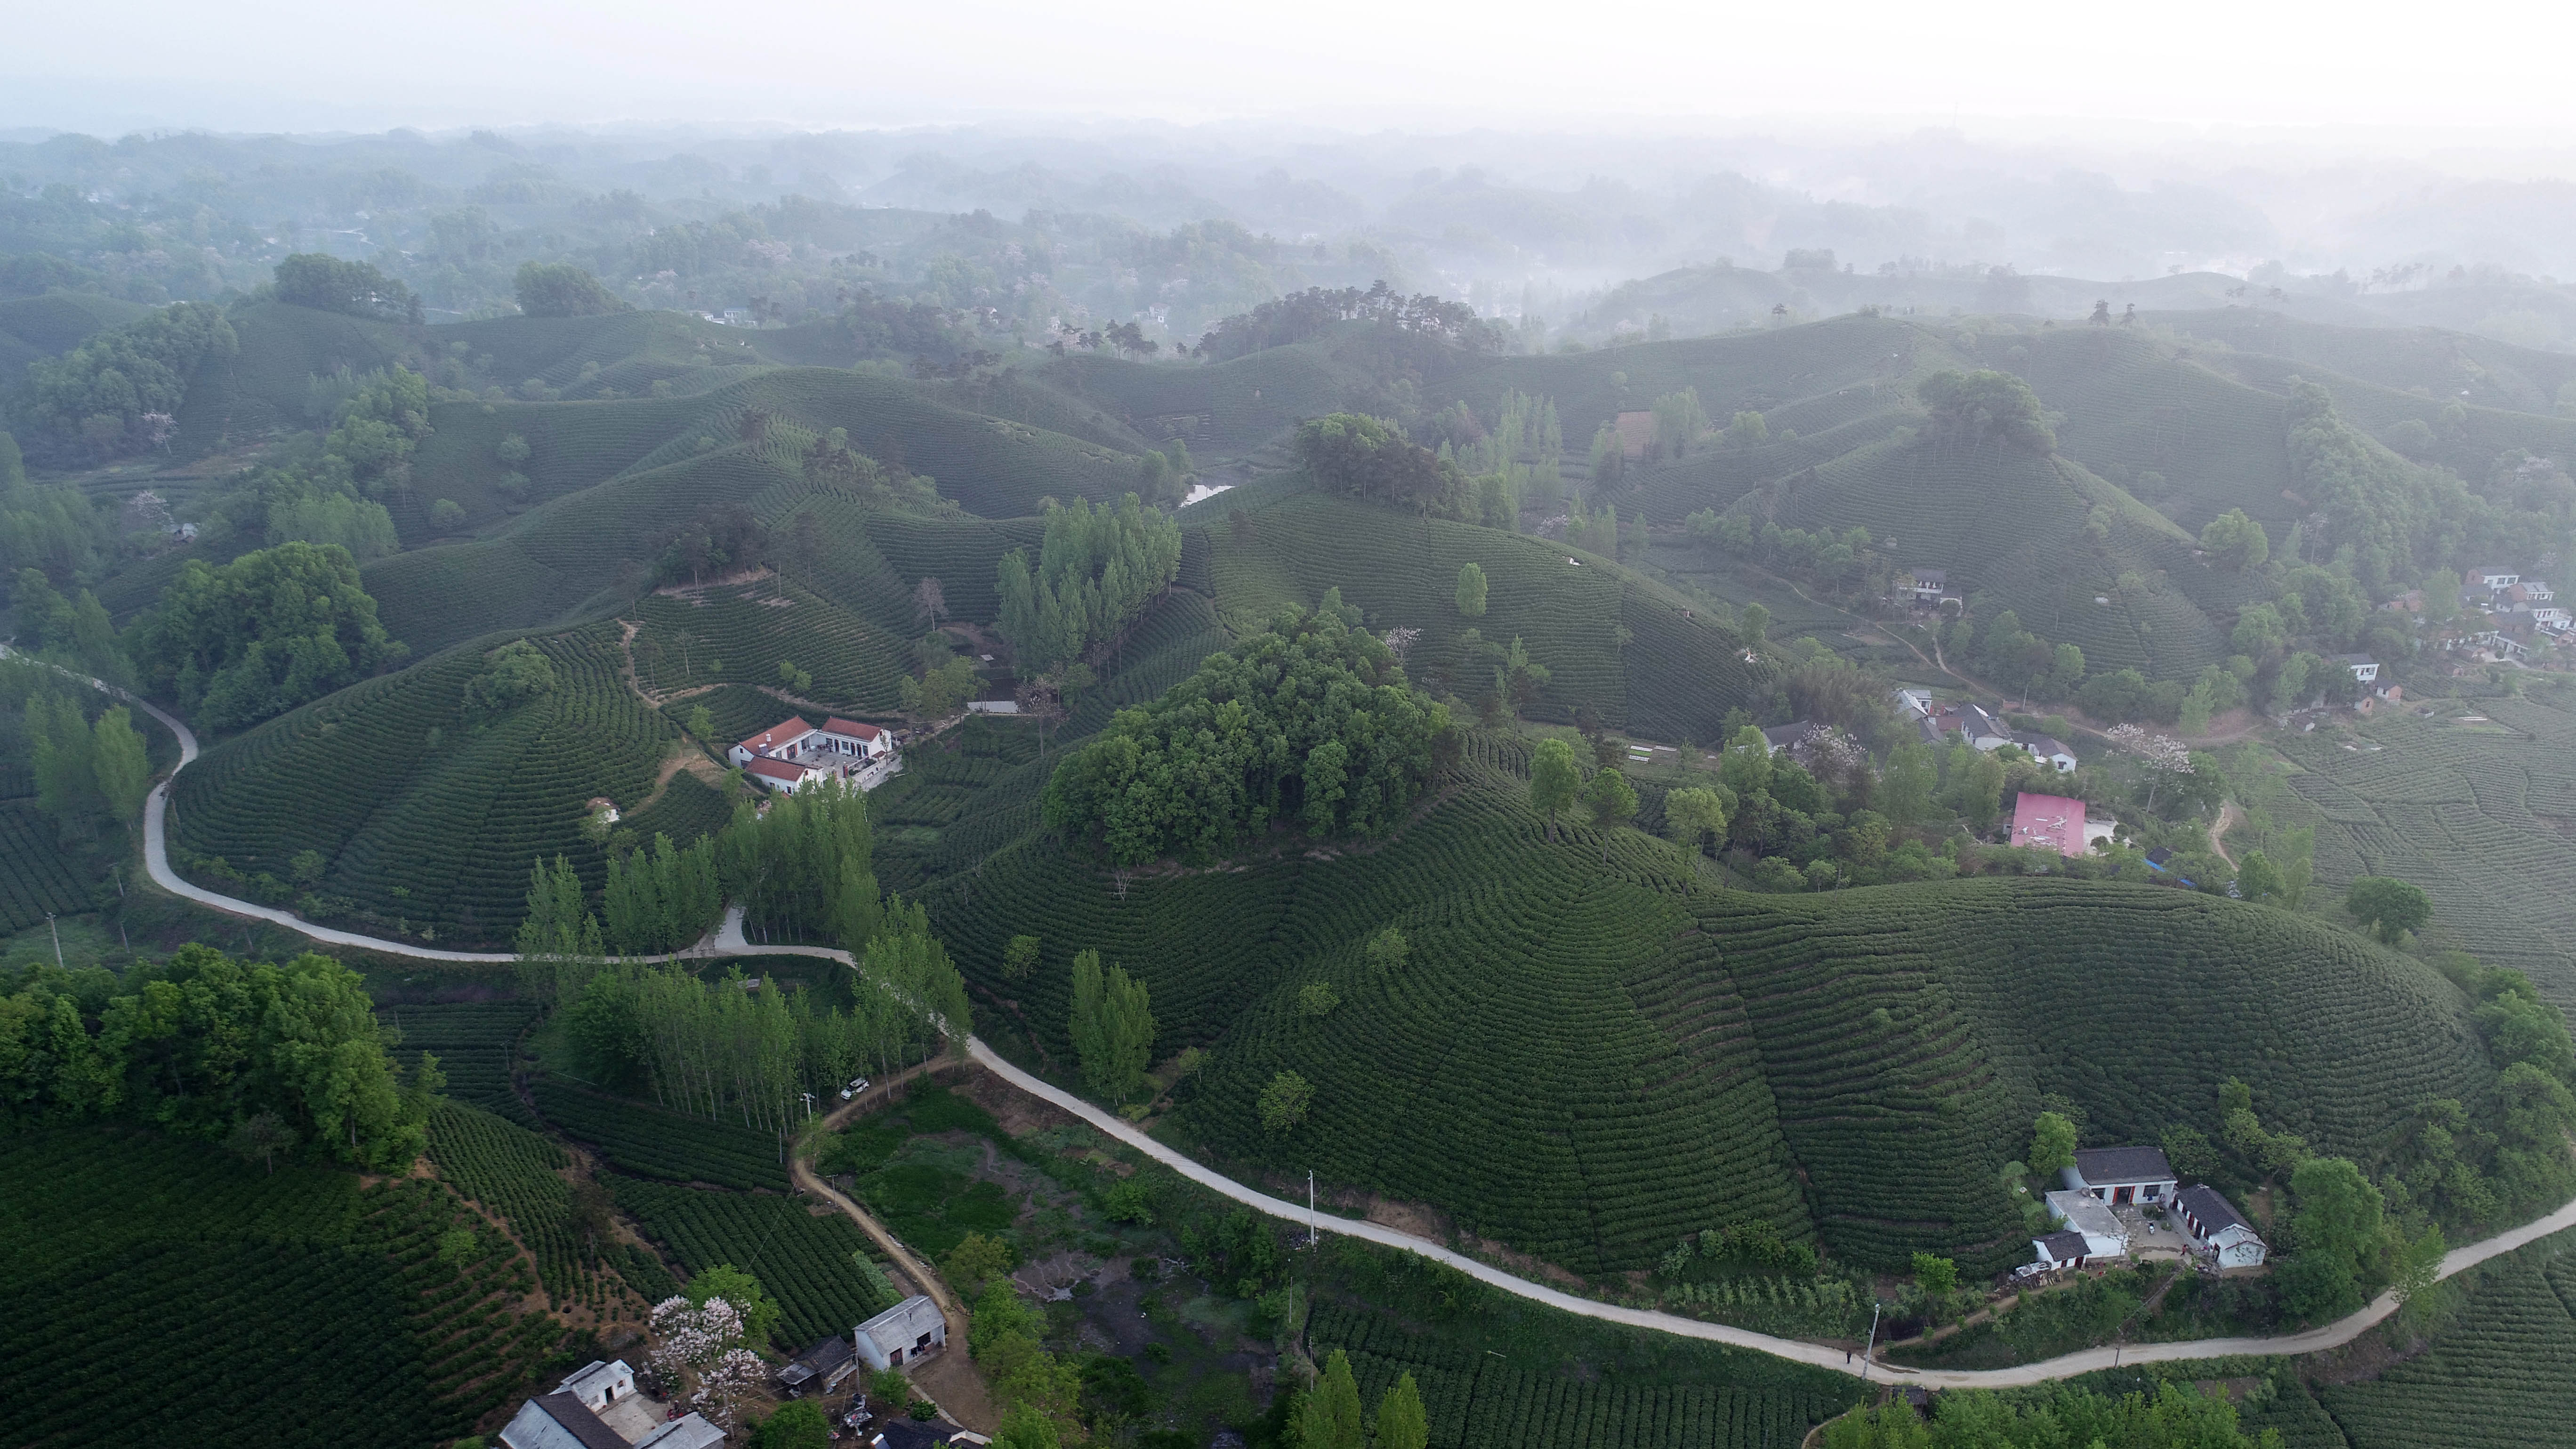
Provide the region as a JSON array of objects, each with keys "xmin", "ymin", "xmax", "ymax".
[
  {"xmin": 857, "ymin": 1295, "xmax": 948, "ymax": 1369},
  {"xmin": 553, "ymin": 1360, "xmax": 635, "ymax": 1413},
  {"xmin": 2174, "ymin": 1184, "xmax": 2268, "ymax": 1268}
]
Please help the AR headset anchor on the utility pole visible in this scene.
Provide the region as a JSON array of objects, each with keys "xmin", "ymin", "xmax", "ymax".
[
  {"xmin": 1308, "ymin": 1170, "xmax": 1318, "ymax": 1248},
  {"xmin": 46, "ymin": 912, "xmax": 61, "ymax": 970},
  {"xmin": 1861, "ymin": 1302, "xmax": 1882, "ymax": 1380}
]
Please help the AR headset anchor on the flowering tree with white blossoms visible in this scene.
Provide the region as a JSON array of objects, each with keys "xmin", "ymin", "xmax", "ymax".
[
  {"xmin": 2106, "ymin": 724, "xmax": 2195, "ymax": 808},
  {"xmin": 648, "ymin": 1295, "xmax": 763, "ymax": 1428},
  {"xmin": 692, "ymin": 1347, "xmax": 767, "ymax": 1429}
]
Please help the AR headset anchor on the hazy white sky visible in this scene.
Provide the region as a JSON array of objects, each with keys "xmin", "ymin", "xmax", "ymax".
[{"xmin": 8, "ymin": 0, "xmax": 2574, "ymax": 140}]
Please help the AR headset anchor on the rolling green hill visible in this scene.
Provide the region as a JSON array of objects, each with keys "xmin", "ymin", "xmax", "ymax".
[
  {"xmin": 1038, "ymin": 342, "xmax": 1383, "ymax": 462},
  {"xmin": 169, "ymin": 299, "xmax": 420, "ymax": 455},
  {"xmin": 0, "ymin": 290, "xmax": 152, "ymax": 378},
  {"xmin": 170, "ymin": 621, "xmax": 676, "ymax": 942},
  {"xmin": 1763, "ymin": 431, "xmax": 2238, "ymax": 679},
  {"xmin": 1419, "ymin": 314, "xmax": 1954, "ymax": 449},
  {"xmin": 2190, "ymin": 346, "xmax": 2576, "ymax": 484},
  {"xmin": 366, "ymin": 445, "xmax": 798, "ymax": 653},
  {"xmin": 2279, "ymin": 691, "xmax": 2576, "ymax": 1011},
  {"xmin": 2151, "ymin": 308, "xmax": 2576, "ymax": 419},
  {"xmin": 928, "ymin": 742, "xmax": 2497, "ymax": 1278},
  {"xmin": 1199, "ymin": 489, "xmax": 1768, "ymax": 735}
]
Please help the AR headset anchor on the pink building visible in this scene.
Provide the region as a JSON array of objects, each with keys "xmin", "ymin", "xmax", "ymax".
[{"xmin": 2011, "ymin": 791, "xmax": 2114, "ymax": 858}]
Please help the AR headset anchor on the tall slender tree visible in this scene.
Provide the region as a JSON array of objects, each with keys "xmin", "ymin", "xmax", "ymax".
[{"xmin": 1528, "ymin": 738, "xmax": 1582, "ymax": 843}]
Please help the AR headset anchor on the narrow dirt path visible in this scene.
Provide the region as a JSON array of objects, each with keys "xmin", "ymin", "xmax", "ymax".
[
  {"xmin": 789, "ymin": 1059, "xmax": 993, "ymax": 1430},
  {"xmin": 2209, "ymin": 799, "xmax": 2245, "ymax": 869}
]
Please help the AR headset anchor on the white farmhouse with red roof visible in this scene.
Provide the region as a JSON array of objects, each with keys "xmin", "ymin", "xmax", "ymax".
[{"xmin": 727, "ymin": 715, "xmax": 892, "ymax": 793}]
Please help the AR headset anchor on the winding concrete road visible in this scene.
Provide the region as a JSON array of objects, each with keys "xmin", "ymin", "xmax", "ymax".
[{"xmin": 81, "ymin": 650, "xmax": 2576, "ymax": 1388}]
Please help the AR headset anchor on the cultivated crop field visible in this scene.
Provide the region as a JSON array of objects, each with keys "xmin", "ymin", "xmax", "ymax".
[
  {"xmin": 630, "ymin": 575, "xmax": 908, "ymax": 711},
  {"xmin": 621, "ymin": 766, "xmax": 737, "ymax": 848},
  {"xmin": 173, "ymin": 624, "xmax": 674, "ymax": 943},
  {"xmin": 1701, "ymin": 878, "xmax": 2490, "ymax": 1272},
  {"xmin": 2320, "ymin": 1226, "xmax": 2576, "ymax": 1448},
  {"xmin": 0, "ymin": 800, "xmax": 98, "ymax": 933},
  {"xmin": 366, "ymin": 447, "xmax": 805, "ymax": 655},
  {"xmin": 1770, "ymin": 436, "xmax": 2229, "ymax": 681},
  {"xmin": 529, "ymin": 1075, "xmax": 789, "ymax": 1191},
  {"xmin": 937, "ymin": 750, "xmax": 1812, "ymax": 1274},
  {"xmin": 609, "ymin": 1177, "xmax": 901, "ymax": 1349},
  {"xmin": 935, "ymin": 744, "xmax": 2494, "ymax": 1275},
  {"xmin": 427, "ymin": 1100, "xmax": 592, "ymax": 1302},
  {"xmin": 0, "ymin": 1126, "xmax": 564, "ymax": 1449},
  {"xmin": 1305, "ymin": 1301, "xmax": 1852, "ymax": 1449},
  {"xmin": 381, "ymin": 999, "xmax": 540, "ymax": 1119},
  {"xmin": 1200, "ymin": 491, "xmax": 1764, "ymax": 734},
  {"xmin": 2281, "ymin": 695, "xmax": 2576, "ymax": 1009}
]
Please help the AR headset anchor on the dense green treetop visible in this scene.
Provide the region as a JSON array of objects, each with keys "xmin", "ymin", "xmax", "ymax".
[
  {"xmin": 1295, "ymin": 412, "xmax": 1467, "ymax": 517},
  {"xmin": 272, "ymin": 252, "xmax": 419, "ymax": 322},
  {"xmin": 0, "ymin": 430, "xmax": 114, "ymax": 579},
  {"xmin": 514, "ymin": 260, "xmax": 633, "ymax": 318},
  {"xmin": 1043, "ymin": 604, "xmax": 1451, "ymax": 865},
  {"xmin": 0, "ymin": 943, "xmax": 431, "ymax": 1170},
  {"xmin": 8, "ymin": 301, "xmax": 236, "ymax": 460},
  {"xmin": 2198, "ymin": 507, "xmax": 2270, "ymax": 572},
  {"xmin": 459, "ymin": 638, "xmax": 557, "ymax": 724},
  {"xmin": 1191, "ymin": 282, "xmax": 1501, "ymax": 361},
  {"xmin": 995, "ymin": 492, "xmax": 1181, "ymax": 674},
  {"xmin": 1917, "ymin": 369, "xmax": 2056, "ymax": 453},
  {"xmin": 127, "ymin": 540, "xmax": 406, "ymax": 730}
]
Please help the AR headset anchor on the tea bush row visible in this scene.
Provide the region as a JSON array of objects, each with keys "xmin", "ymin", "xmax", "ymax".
[
  {"xmin": 0, "ymin": 1127, "xmax": 564, "ymax": 1447},
  {"xmin": 175, "ymin": 624, "xmax": 673, "ymax": 943},
  {"xmin": 529, "ymin": 1075, "xmax": 788, "ymax": 1191},
  {"xmin": 0, "ymin": 799, "xmax": 97, "ymax": 932},
  {"xmin": 609, "ymin": 1176, "xmax": 901, "ymax": 1349}
]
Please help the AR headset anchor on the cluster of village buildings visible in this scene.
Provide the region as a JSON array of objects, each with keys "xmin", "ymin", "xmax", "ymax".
[
  {"xmin": 2382, "ymin": 564, "xmax": 2568, "ymax": 664},
  {"xmin": 2027, "ymin": 1145, "xmax": 2268, "ymax": 1277},
  {"xmin": 500, "ymin": 1296, "xmax": 974, "ymax": 1449}
]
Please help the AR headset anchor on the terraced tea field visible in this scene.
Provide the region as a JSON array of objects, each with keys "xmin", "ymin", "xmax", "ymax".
[
  {"xmin": 0, "ymin": 799, "xmax": 100, "ymax": 933},
  {"xmin": 609, "ymin": 1178, "xmax": 902, "ymax": 1348},
  {"xmin": 1770, "ymin": 436, "xmax": 2230, "ymax": 681},
  {"xmin": 365, "ymin": 447, "xmax": 808, "ymax": 655},
  {"xmin": 1699, "ymin": 879, "xmax": 2489, "ymax": 1272},
  {"xmin": 427, "ymin": 1100, "xmax": 592, "ymax": 1300},
  {"xmin": 173, "ymin": 623, "xmax": 674, "ymax": 943},
  {"xmin": 934, "ymin": 748, "xmax": 2495, "ymax": 1275},
  {"xmin": 2319, "ymin": 1226, "xmax": 2576, "ymax": 1449},
  {"xmin": 630, "ymin": 575, "xmax": 910, "ymax": 712},
  {"xmin": 2281, "ymin": 696, "xmax": 2576, "ymax": 1009},
  {"xmin": 529, "ymin": 1075, "xmax": 789, "ymax": 1191},
  {"xmin": 1304, "ymin": 1301, "xmax": 1854, "ymax": 1449},
  {"xmin": 0, "ymin": 1126, "xmax": 565, "ymax": 1449},
  {"xmin": 379, "ymin": 999, "xmax": 540, "ymax": 1116},
  {"xmin": 1200, "ymin": 491, "xmax": 1764, "ymax": 735}
]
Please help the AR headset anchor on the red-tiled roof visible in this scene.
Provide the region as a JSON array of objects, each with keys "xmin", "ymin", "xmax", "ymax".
[
  {"xmin": 2010, "ymin": 791, "xmax": 2090, "ymax": 858},
  {"xmin": 735, "ymin": 718, "xmax": 814, "ymax": 756},
  {"xmin": 744, "ymin": 757, "xmax": 813, "ymax": 783},
  {"xmin": 822, "ymin": 717, "xmax": 884, "ymax": 741}
]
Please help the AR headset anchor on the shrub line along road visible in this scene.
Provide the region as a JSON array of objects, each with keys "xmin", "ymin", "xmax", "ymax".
[{"xmin": 59, "ymin": 647, "xmax": 2576, "ymax": 1389}]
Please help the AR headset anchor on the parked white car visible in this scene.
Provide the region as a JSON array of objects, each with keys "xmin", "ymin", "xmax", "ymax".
[{"xmin": 839, "ymin": 1077, "xmax": 869, "ymax": 1100}]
